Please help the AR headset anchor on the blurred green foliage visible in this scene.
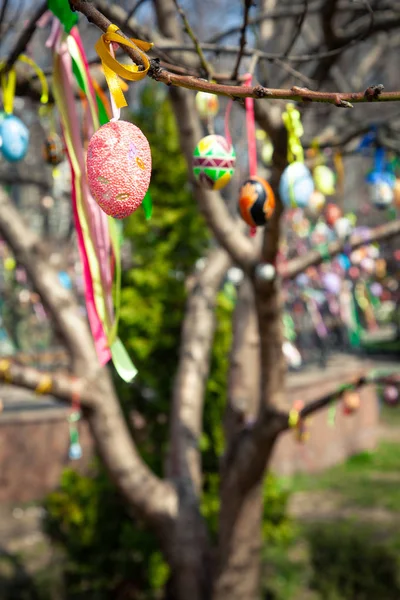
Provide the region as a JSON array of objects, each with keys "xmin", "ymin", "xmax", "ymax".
[{"xmin": 306, "ymin": 522, "xmax": 400, "ymax": 600}]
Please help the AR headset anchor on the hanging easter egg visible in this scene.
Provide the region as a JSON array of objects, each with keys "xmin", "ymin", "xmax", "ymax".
[
  {"xmin": 325, "ymin": 202, "xmax": 342, "ymax": 227},
  {"xmin": 322, "ymin": 272, "xmax": 341, "ymax": 294},
  {"xmin": 313, "ymin": 165, "xmax": 336, "ymax": 196},
  {"xmin": 343, "ymin": 390, "xmax": 360, "ymax": 415},
  {"xmin": 394, "ymin": 178, "xmax": 400, "ymax": 207},
  {"xmin": 334, "ymin": 216, "xmax": 353, "ymax": 239},
  {"xmin": 348, "ymin": 266, "xmax": 360, "ymax": 279},
  {"xmin": 367, "ymin": 171, "xmax": 395, "ymax": 209},
  {"xmin": 279, "ymin": 161, "xmax": 314, "ymax": 208},
  {"xmin": 238, "ymin": 176, "xmax": 275, "ymax": 227},
  {"xmin": 369, "ymin": 282, "xmax": 383, "ymax": 297},
  {"xmin": 307, "ymin": 190, "xmax": 326, "ymax": 216},
  {"xmin": 256, "ymin": 129, "xmax": 274, "ymax": 166},
  {"xmin": 195, "ymin": 91, "xmax": 219, "ymax": 119},
  {"xmin": 338, "ymin": 253, "xmax": 351, "ymax": 272},
  {"xmin": 43, "ymin": 132, "xmax": 64, "ymax": 166},
  {"xmin": 0, "ymin": 114, "xmax": 29, "ymax": 162},
  {"xmin": 193, "ymin": 135, "xmax": 236, "ymax": 191},
  {"xmin": 383, "ymin": 385, "xmax": 399, "ymax": 406},
  {"xmin": 86, "ymin": 120, "xmax": 151, "ymax": 219},
  {"xmin": 69, "ymin": 442, "xmax": 83, "ymax": 460},
  {"xmin": 369, "ymin": 181, "xmax": 394, "ymax": 209},
  {"xmin": 360, "ymin": 257, "xmax": 375, "ymax": 275}
]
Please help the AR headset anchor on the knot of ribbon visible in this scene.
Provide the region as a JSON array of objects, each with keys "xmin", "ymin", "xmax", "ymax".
[
  {"xmin": 95, "ymin": 24, "xmax": 153, "ymax": 109},
  {"xmin": 282, "ymin": 103, "xmax": 304, "ymax": 164}
]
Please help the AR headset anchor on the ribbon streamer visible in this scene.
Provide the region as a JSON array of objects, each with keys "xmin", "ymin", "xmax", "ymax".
[
  {"xmin": 51, "ymin": 24, "xmax": 137, "ymax": 381},
  {"xmin": 1, "ymin": 54, "xmax": 48, "ymax": 114},
  {"xmin": 95, "ymin": 24, "xmax": 153, "ymax": 109}
]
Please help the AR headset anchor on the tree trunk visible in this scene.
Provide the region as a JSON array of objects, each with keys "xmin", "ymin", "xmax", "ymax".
[{"xmin": 214, "ymin": 482, "xmax": 264, "ymax": 600}]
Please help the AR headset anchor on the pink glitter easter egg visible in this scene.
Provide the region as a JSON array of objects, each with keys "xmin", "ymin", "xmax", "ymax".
[{"xmin": 86, "ymin": 120, "xmax": 151, "ymax": 219}]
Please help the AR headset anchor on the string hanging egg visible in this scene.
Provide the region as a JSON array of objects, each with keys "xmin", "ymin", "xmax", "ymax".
[
  {"xmin": 238, "ymin": 176, "xmax": 275, "ymax": 227},
  {"xmin": 279, "ymin": 161, "xmax": 314, "ymax": 208},
  {"xmin": 192, "ymin": 135, "xmax": 236, "ymax": 190},
  {"xmin": 86, "ymin": 120, "xmax": 151, "ymax": 219},
  {"xmin": 0, "ymin": 114, "xmax": 29, "ymax": 162}
]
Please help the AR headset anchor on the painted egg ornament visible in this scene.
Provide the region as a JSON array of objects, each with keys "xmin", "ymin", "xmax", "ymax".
[
  {"xmin": 279, "ymin": 161, "xmax": 314, "ymax": 208},
  {"xmin": 343, "ymin": 391, "xmax": 360, "ymax": 415},
  {"xmin": 325, "ymin": 202, "xmax": 342, "ymax": 227},
  {"xmin": 322, "ymin": 272, "xmax": 341, "ymax": 295},
  {"xmin": 193, "ymin": 135, "xmax": 236, "ymax": 190},
  {"xmin": 369, "ymin": 180, "xmax": 394, "ymax": 209},
  {"xmin": 195, "ymin": 91, "xmax": 219, "ymax": 119},
  {"xmin": 86, "ymin": 120, "xmax": 151, "ymax": 219},
  {"xmin": 383, "ymin": 385, "xmax": 399, "ymax": 406},
  {"xmin": 306, "ymin": 190, "xmax": 326, "ymax": 216},
  {"xmin": 334, "ymin": 217, "xmax": 353, "ymax": 239},
  {"xmin": 238, "ymin": 176, "xmax": 275, "ymax": 227},
  {"xmin": 313, "ymin": 165, "xmax": 336, "ymax": 196},
  {"xmin": 43, "ymin": 132, "xmax": 64, "ymax": 166},
  {"xmin": 0, "ymin": 114, "xmax": 29, "ymax": 162},
  {"xmin": 348, "ymin": 266, "xmax": 360, "ymax": 280}
]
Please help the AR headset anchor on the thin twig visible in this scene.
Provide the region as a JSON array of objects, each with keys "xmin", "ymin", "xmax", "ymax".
[
  {"xmin": 281, "ymin": 219, "xmax": 400, "ymax": 280},
  {"xmin": 283, "ymin": 0, "xmax": 309, "ymax": 57},
  {"xmin": 123, "ymin": 0, "xmax": 149, "ymax": 28},
  {"xmin": 298, "ymin": 372, "xmax": 400, "ymax": 422},
  {"xmin": 0, "ymin": 0, "xmax": 47, "ymax": 75},
  {"xmin": 68, "ymin": 0, "xmax": 400, "ymax": 107},
  {"xmin": 231, "ymin": 0, "xmax": 253, "ymax": 81},
  {"xmin": 171, "ymin": 0, "xmax": 213, "ymax": 78}
]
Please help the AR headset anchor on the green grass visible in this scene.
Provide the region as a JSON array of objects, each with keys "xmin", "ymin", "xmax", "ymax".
[{"xmin": 282, "ymin": 442, "xmax": 400, "ymax": 511}]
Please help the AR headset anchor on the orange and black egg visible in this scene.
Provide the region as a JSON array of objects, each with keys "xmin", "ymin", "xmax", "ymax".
[
  {"xmin": 43, "ymin": 133, "xmax": 64, "ymax": 166},
  {"xmin": 238, "ymin": 176, "xmax": 275, "ymax": 227}
]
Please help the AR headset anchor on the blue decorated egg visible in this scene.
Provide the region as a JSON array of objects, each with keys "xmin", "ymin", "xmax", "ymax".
[
  {"xmin": 0, "ymin": 115, "xmax": 29, "ymax": 162},
  {"xmin": 279, "ymin": 161, "xmax": 314, "ymax": 208}
]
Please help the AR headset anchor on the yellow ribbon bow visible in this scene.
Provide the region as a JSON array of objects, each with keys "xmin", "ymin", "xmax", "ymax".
[{"xmin": 95, "ymin": 24, "xmax": 153, "ymax": 109}]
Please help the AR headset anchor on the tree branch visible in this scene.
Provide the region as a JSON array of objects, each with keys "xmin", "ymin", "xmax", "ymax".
[
  {"xmin": 69, "ymin": 0, "xmax": 400, "ymax": 107},
  {"xmin": 281, "ymin": 219, "xmax": 400, "ymax": 280},
  {"xmin": 171, "ymin": 0, "xmax": 213, "ymax": 78},
  {"xmin": 0, "ymin": 188, "xmax": 97, "ymax": 374},
  {"xmin": 0, "ymin": 1, "xmax": 48, "ymax": 75},
  {"xmin": 231, "ymin": 0, "xmax": 253, "ymax": 81},
  {"xmin": 0, "ymin": 359, "xmax": 94, "ymax": 405},
  {"xmin": 168, "ymin": 249, "xmax": 231, "ymax": 495},
  {"xmin": 297, "ymin": 372, "xmax": 400, "ymax": 422}
]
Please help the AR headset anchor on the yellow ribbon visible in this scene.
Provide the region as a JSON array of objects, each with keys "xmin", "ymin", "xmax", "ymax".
[
  {"xmin": 35, "ymin": 375, "xmax": 53, "ymax": 395},
  {"xmin": 95, "ymin": 24, "xmax": 153, "ymax": 108},
  {"xmin": 282, "ymin": 103, "xmax": 304, "ymax": 164},
  {"xmin": 1, "ymin": 68, "xmax": 16, "ymax": 114},
  {"xmin": 0, "ymin": 54, "xmax": 48, "ymax": 114}
]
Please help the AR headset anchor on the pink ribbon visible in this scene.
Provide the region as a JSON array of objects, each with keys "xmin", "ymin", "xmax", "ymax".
[
  {"xmin": 56, "ymin": 36, "xmax": 111, "ymax": 365},
  {"xmin": 244, "ymin": 73, "xmax": 257, "ymax": 178}
]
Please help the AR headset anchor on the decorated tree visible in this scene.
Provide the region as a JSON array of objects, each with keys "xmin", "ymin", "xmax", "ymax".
[{"xmin": 1, "ymin": 1, "xmax": 400, "ymax": 599}]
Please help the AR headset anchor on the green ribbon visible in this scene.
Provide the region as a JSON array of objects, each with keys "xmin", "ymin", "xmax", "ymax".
[
  {"xmin": 47, "ymin": 0, "xmax": 78, "ymax": 33},
  {"xmin": 316, "ymin": 243, "xmax": 330, "ymax": 262},
  {"xmin": 142, "ymin": 189, "xmax": 153, "ymax": 220}
]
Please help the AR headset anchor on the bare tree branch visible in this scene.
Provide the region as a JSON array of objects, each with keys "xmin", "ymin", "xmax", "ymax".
[
  {"xmin": 0, "ymin": 360, "xmax": 94, "ymax": 405},
  {"xmin": 69, "ymin": 0, "xmax": 400, "ymax": 107},
  {"xmin": 281, "ymin": 219, "xmax": 400, "ymax": 280},
  {"xmin": 0, "ymin": 1, "xmax": 48, "ymax": 75},
  {"xmin": 168, "ymin": 249, "xmax": 231, "ymax": 495},
  {"xmin": 231, "ymin": 0, "xmax": 253, "ymax": 81},
  {"xmin": 0, "ymin": 188, "xmax": 97, "ymax": 374},
  {"xmin": 171, "ymin": 0, "xmax": 213, "ymax": 78}
]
